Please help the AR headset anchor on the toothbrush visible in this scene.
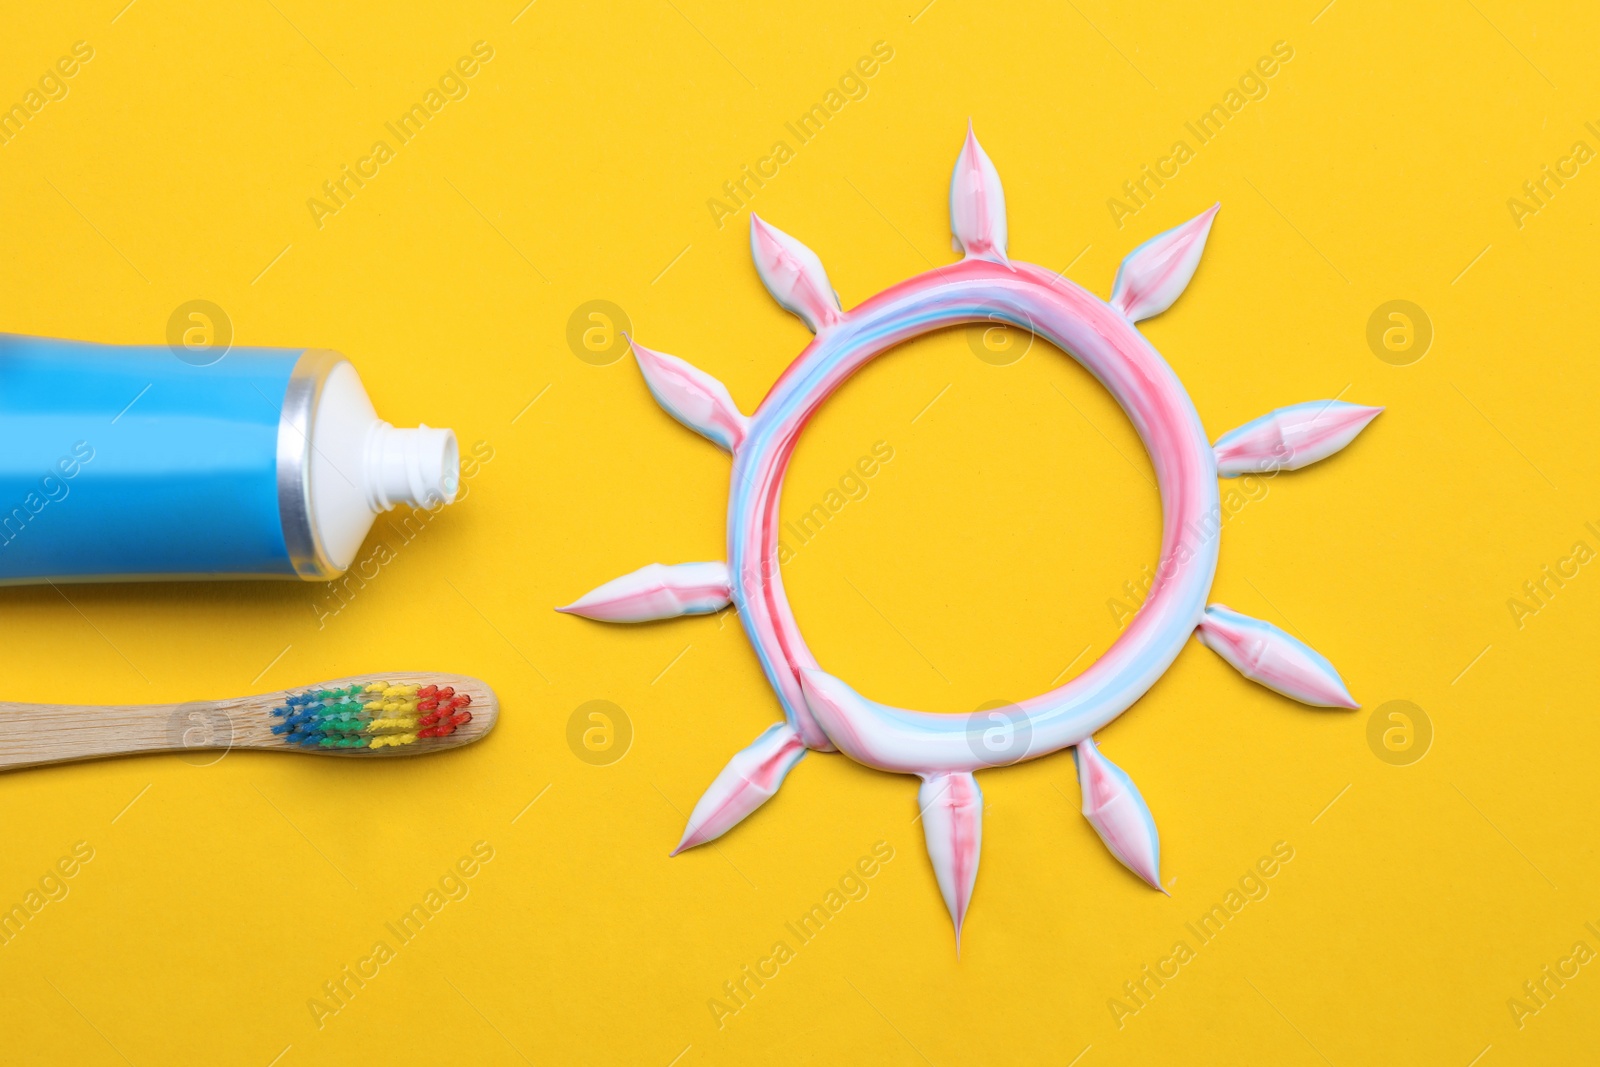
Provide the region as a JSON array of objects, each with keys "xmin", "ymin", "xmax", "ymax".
[{"xmin": 0, "ymin": 673, "xmax": 497, "ymax": 772}]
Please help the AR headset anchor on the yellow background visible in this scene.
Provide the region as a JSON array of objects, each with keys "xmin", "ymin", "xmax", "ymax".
[{"xmin": 0, "ymin": 0, "xmax": 1596, "ymax": 1063}]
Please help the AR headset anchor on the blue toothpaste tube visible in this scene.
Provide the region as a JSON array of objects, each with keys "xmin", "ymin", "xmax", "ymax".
[{"xmin": 0, "ymin": 334, "xmax": 458, "ymax": 583}]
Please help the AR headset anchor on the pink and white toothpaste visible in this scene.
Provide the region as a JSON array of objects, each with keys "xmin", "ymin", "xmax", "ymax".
[{"xmin": 559, "ymin": 125, "xmax": 1382, "ymax": 947}]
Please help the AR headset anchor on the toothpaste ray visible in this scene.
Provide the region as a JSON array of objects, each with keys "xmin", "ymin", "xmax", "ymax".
[
  {"xmin": 749, "ymin": 214, "xmax": 843, "ymax": 333},
  {"xmin": 628, "ymin": 338, "xmax": 749, "ymax": 452},
  {"xmin": 1110, "ymin": 203, "xmax": 1219, "ymax": 323},
  {"xmin": 1196, "ymin": 603, "xmax": 1358, "ymax": 708},
  {"xmin": 1213, "ymin": 400, "xmax": 1383, "ymax": 477},
  {"xmin": 1075, "ymin": 737, "xmax": 1162, "ymax": 890},
  {"xmin": 556, "ymin": 561, "xmax": 731, "ymax": 623},
  {"xmin": 949, "ymin": 120, "xmax": 1009, "ymax": 263},
  {"xmin": 918, "ymin": 771, "xmax": 983, "ymax": 948},
  {"xmin": 673, "ymin": 722, "xmax": 807, "ymax": 854}
]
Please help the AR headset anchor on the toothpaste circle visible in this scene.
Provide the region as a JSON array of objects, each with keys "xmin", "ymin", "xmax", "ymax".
[{"xmin": 729, "ymin": 258, "xmax": 1220, "ymax": 770}]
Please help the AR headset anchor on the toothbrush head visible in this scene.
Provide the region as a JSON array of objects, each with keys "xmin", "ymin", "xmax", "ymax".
[{"xmin": 270, "ymin": 679, "xmax": 484, "ymax": 751}]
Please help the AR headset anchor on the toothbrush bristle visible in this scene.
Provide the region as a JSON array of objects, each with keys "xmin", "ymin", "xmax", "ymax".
[{"xmin": 270, "ymin": 681, "xmax": 474, "ymax": 750}]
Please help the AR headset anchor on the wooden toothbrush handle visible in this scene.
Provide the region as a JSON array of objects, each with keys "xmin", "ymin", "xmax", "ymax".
[{"xmin": 0, "ymin": 700, "xmax": 217, "ymax": 771}]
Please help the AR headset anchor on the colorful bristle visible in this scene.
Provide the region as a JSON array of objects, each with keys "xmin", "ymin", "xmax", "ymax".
[{"xmin": 270, "ymin": 682, "xmax": 473, "ymax": 750}]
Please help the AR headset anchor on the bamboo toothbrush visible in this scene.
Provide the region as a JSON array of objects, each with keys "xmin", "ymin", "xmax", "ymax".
[{"xmin": 0, "ymin": 673, "xmax": 497, "ymax": 772}]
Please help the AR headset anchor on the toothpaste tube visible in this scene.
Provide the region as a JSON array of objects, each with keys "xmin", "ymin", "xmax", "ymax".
[{"xmin": 0, "ymin": 334, "xmax": 457, "ymax": 583}]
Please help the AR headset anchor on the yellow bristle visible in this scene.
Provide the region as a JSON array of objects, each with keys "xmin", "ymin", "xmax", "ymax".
[{"xmin": 370, "ymin": 717, "xmax": 420, "ymax": 732}]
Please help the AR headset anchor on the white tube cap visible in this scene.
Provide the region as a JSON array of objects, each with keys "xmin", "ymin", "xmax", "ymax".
[{"xmin": 366, "ymin": 423, "xmax": 459, "ymax": 511}]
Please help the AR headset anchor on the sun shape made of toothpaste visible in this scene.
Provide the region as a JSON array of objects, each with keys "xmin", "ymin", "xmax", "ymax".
[{"xmin": 560, "ymin": 124, "xmax": 1382, "ymax": 947}]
